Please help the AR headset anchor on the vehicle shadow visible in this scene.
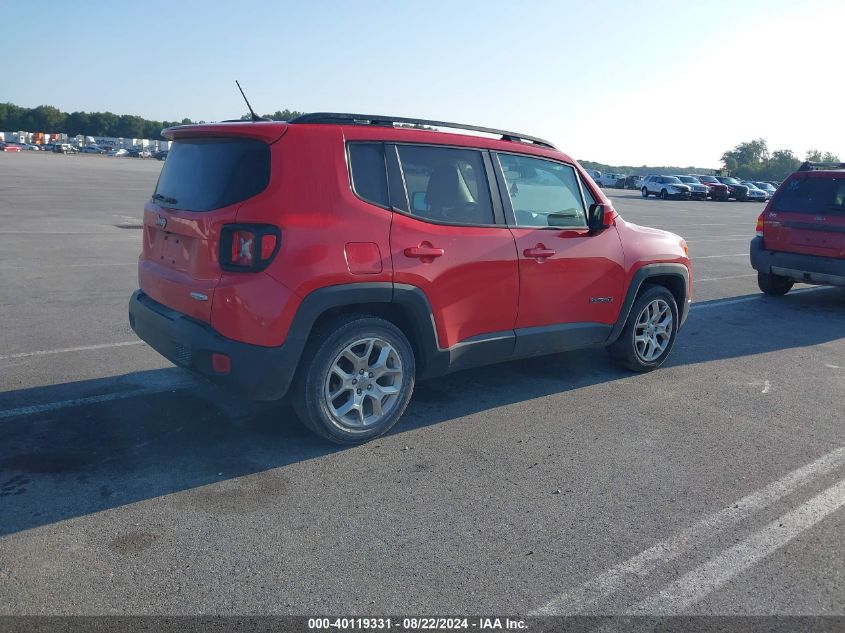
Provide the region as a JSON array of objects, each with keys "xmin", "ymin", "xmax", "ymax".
[{"xmin": 1, "ymin": 287, "xmax": 843, "ymax": 536}]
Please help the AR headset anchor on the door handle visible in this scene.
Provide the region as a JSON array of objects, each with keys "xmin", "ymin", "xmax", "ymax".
[
  {"xmin": 523, "ymin": 245, "xmax": 555, "ymax": 260},
  {"xmin": 404, "ymin": 244, "xmax": 444, "ymax": 259}
]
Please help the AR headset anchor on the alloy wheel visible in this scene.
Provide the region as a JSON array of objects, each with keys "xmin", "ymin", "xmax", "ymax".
[
  {"xmin": 634, "ymin": 298, "xmax": 673, "ymax": 362},
  {"xmin": 324, "ymin": 337, "xmax": 403, "ymax": 429}
]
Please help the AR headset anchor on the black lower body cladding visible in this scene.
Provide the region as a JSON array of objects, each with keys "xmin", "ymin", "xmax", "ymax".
[{"xmin": 750, "ymin": 237, "xmax": 845, "ymax": 286}]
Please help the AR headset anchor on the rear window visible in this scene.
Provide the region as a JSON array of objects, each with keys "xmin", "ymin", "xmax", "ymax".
[
  {"xmin": 153, "ymin": 137, "xmax": 270, "ymax": 211},
  {"xmin": 772, "ymin": 177, "xmax": 845, "ymax": 214}
]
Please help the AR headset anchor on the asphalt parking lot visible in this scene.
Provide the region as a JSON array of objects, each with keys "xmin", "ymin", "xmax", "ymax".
[{"xmin": 1, "ymin": 151, "xmax": 843, "ymax": 616}]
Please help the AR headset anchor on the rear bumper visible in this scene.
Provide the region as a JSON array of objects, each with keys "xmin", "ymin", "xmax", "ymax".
[
  {"xmin": 750, "ymin": 237, "xmax": 845, "ymax": 286},
  {"xmin": 128, "ymin": 290, "xmax": 297, "ymax": 400}
]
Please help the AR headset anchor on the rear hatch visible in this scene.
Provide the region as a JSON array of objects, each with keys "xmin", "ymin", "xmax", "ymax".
[
  {"xmin": 763, "ymin": 173, "xmax": 845, "ymax": 258},
  {"xmin": 139, "ymin": 130, "xmax": 278, "ymax": 322}
]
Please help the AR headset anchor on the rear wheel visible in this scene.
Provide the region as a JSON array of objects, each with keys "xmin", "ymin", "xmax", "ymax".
[
  {"xmin": 292, "ymin": 315, "xmax": 416, "ymax": 444},
  {"xmin": 608, "ymin": 285, "xmax": 679, "ymax": 372},
  {"xmin": 757, "ymin": 272, "xmax": 794, "ymax": 296}
]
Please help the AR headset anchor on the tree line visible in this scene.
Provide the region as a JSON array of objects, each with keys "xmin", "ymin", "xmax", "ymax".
[
  {"xmin": 578, "ymin": 160, "xmax": 716, "ymax": 177},
  {"xmin": 583, "ymin": 140, "xmax": 841, "ymax": 183},
  {"xmin": 0, "ymin": 102, "xmax": 304, "ymax": 139},
  {"xmin": 721, "ymin": 139, "xmax": 839, "ymax": 181}
]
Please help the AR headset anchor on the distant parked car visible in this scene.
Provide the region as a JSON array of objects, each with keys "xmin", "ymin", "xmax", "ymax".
[
  {"xmin": 0, "ymin": 142, "xmax": 22, "ymax": 153},
  {"xmin": 672, "ymin": 175, "xmax": 709, "ymax": 200},
  {"xmin": 641, "ymin": 175, "xmax": 692, "ymax": 200},
  {"xmin": 53, "ymin": 143, "xmax": 78, "ymax": 154},
  {"xmin": 20, "ymin": 143, "xmax": 40, "ymax": 151},
  {"xmin": 80, "ymin": 145, "xmax": 106, "ymax": 154},
  {"xmin": 106, "ymin": 148, "xmax": 129, "ymax": 157},
  {"xmin": 586, "ymin": 169, "xmax": 602, "ymax": 182},
  {"xmin": 741, "ymin": 181, "xmax": 768, "ymax": 201},
  {"xmin": 714, "ymin": 176, "xmax": 750, "ymax": 201},
  {"xmin": 624, "ymin": 175, "xmax": 644, "ymax": 190},
  {"xmin": 596, "ymin": 172, "xmax": 625, "ymax": 188},
  {"xmin": 691, "ymin": 175, "xmax": 730, "ymax": 201},
  {"xmin": 152, "ymin": 150, "xmax": 169, "ymax": 161},
  {"xmin": 753, "ymin": 182, "xmax": 777, "ymax": 197}
]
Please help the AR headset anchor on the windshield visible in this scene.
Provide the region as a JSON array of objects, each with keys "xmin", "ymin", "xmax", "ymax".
[
  {"xmin": 772, "ymin": 177, "xmax": 845, "ymax": 214},
  {"xmin": 662, "ymin": 176, "xmax": 682, "ymax": 184},
  {"xmin": 697, "ymin": 175, "xmax": 717, "ymax": 183},
  {"xmin": 153, "ymin": 137, "xmax": 270, "ymax": 211},
  {"xmin": 719, "ymin": 177, "xmax": 740, "ymax": 185},
  {"xmin": 677, "ymin": 176, "xmax": 697, "ymax": 183}
]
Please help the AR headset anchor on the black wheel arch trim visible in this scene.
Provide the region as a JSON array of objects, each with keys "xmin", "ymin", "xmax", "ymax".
[
  {"xmin": 291, "ymin": 269, "xmax": 689, "ymax": 384},
  {"xmin": 605, "ymin": 263, "xmax": 690, "ymax": 344}
]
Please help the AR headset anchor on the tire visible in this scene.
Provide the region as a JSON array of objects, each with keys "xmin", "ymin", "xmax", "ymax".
[
  {"xmin": 291, "ymin": 315, "xmax": 416, "ymax": 444},
  {"xmin": 607, "ymin": 285, "xmax": 679, "ymax": 372},
  {"xmin": 641, "ymin": 187, "xmax": 649, "ymax": 198},
  {"xmin": 757, "ymin": 272, "xmax": 794, "ymax": 296},
  {"xmin": 660, "ymin": 189, "xmax": 669, "ymax": 200}
]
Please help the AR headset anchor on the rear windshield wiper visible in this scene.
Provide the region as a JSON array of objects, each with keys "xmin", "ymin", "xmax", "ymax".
[{"xmin": 152, "ymin": 193, "xmax": 177, "ymax": 205}]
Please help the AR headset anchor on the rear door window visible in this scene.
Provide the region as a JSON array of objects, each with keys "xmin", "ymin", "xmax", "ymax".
[
  {"xmin": 153, "ymin": 137, "xmax": 269, "ymax": 211},
  {"xmin": 348, "ymin": 143, "xmax": 389, "ymax": 208},
  {"xmin": 397, "ymin": 145, "xmax": 495, "ymax": 225},
  {"xmin": 773, "ymin": 177, "xmax": 845, "ymax": 214}
]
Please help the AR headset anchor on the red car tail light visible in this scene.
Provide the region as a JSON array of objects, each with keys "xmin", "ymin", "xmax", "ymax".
[
  {"xmin": 220, "ymin": 224, "xmax": 281, "ymax": 272},
  {"xmin": 755, "ymin": 212, "xmax": 765, "ymax": 237}
]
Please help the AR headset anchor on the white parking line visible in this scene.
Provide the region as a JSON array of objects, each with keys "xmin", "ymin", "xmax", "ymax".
[
  {"xmin": 691, "ymin": 254, "xmax": 747, "ymax": 259},
  {"xmin": 695, "ymin": 274, "xmax": 756, "ymax": 282},
  {"xmin": 531, "ymin": 446, "xmax": 845, "ymax": 615},
  {"xmin": 628, "ymin": 478, "xmax": 845, "ymax": 615},
  {"xmin": 690, "ymin": 287, "xmax": 825, "ymax": 310},
  {"xmin": 0, "ymin": 382, "xmax": 194, "ymax": 420},
  {"xmin": 1, "ymin": 262, "xmax": 136, "ymax": 270},
  {"xmin": 686, "ymin": 236, "xmax": 752, "ymax": 242},
  {"xmin": 0, "ymin": 231, "xmax": 138, "ymax": 236},
  {"xmin": 0, "ymin": 341, "xmax": 143, "ymax": 361}
]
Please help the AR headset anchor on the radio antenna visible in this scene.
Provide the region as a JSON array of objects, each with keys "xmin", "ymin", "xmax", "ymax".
[{"xmin": 236, "ymin": 80, "xmax": 262, "ymax": 122}]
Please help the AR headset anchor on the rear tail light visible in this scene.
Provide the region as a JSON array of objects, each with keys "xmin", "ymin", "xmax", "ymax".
[
  {"xmin": 220, "ymin": 224, "xmax": 281, "ymax": 272},
  {"xmin": 755, "ymin": 213, "xmax": 765, "ymax": 237}
]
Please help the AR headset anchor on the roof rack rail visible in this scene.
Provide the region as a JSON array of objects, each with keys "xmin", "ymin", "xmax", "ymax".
[
  {"xmin": 798, "ymin": 161, "xmax": 845, "ymax": 171},
  {"xmin": 289, "ymin": 112, "xmax": 556, "ymax": 149}
]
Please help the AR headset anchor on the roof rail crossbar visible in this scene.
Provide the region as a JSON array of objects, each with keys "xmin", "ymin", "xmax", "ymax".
[
  {"xmin": 289, "ymin": 112, "xmax": 556, "ymax": 149},
  {"xmin": 798, "ymin": 161, "xmax": 845, "ymax": 171}
]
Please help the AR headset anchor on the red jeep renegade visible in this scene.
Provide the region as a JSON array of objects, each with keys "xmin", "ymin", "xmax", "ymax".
[
  {"xmin": 129, "ymin": 113, "xmax": 692, "ymax": 444},
  {"xmin": 751, "ymin": 161, "xmax": 845, "ymax": 295}
]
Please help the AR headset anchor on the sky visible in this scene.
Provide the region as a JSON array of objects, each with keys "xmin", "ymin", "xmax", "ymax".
[{"xmin": 1, "ymin": 0, "xmax": 843, "ymax": 167}]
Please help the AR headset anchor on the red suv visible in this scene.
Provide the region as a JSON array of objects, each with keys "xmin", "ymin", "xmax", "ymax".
[
  {"xmin": 129, "ymin": 113, "xmax": 692, "ymax": 443},
  {"xmin": 751, "ymin": 162, "xmax": 845, "ymax": 295}
]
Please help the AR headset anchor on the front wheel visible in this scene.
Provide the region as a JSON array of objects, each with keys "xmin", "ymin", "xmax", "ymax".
[
  {"xmin": 660, "ymin": 189, "xmax": 670, "ymax": 200},
  {"xmin": 641, "ymin": 187, "xmax": 649, "ymax": 198},
  {"xmin": 292, "ymin": 315, "xmax": 416, "ymax": 444},
  {"xmin": 757, "ymin": 272, "xmax": 794, "ymax": 296},
  {"xmin": 608, "ymin": 286, "xmax": 679, "ymax": 372}
]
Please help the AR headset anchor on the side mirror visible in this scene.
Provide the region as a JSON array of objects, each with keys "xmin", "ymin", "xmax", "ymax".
[{"xmin": 588, "ymin": 203, "xmax": 615, "ymax": 231}]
